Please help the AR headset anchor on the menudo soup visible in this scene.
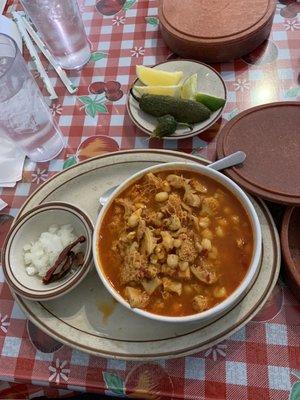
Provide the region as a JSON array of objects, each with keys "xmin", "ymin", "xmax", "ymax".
[{"xmin": 98, "ymin": 171, "xmax": 253, "ymax": 317}]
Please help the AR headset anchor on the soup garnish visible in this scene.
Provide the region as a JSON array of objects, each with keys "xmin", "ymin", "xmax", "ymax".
[{"xmin": 23, "ymin": 224, "xmax": 86, "ymax": 284}]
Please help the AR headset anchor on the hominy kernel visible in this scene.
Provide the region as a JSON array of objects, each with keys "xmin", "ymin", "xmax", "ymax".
[
  {"xmin": 155, "ymin": 192, "xmax": 169, "ymax": 202},
  {"xmin": 195, "ymin": 241, "xmax": 203, "ymax": 253},
  {"xmin": 173, "ymin": 239, "xmax": 182, "ymax": 248},
  {"xmin": 201, "ymin": 238, "xmax": 212, "ymax": 251},
  {"xmin": 135, "ymin": 203, "xmax": 145, "ymax": 209},
  {"xmin": 213, "ymin": 287, "xmax": 227, "ymax": 298},
  {"xmin": 128, "ymin": 213, "xmax": 139, "ymax": 228},
  {"xmin": 167, "ymin": 254, "xmax": 179, "ymax": 268},
  {"xmin": 150, "ymin": 254, "xmax": 158, "ymax": 264},
  {"xmin": 179, "ymin": 261, "xmax": 189, "ymax": 271},
  {"xmin": 162, "ymin": 181, "xmax": 171, "ymax": 192},
  {"xmin": 199, "ymin": 217, "xmax": 210, "ymax": 228},
  {"xmin": 208, "ymin": 246, "xmax": 218, "ymax": 260},
  {"xmin": 202, "ymin": 228, "xmax": 213, "ymax": 239},
  {"xmin": 216, "ymin": 226, "xmax": 224, "ymax": 237}
]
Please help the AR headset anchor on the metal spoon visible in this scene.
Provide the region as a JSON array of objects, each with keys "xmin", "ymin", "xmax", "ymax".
[
  {"xmin": 99, "ymin": 151, "xmax": 246, "ymax": 206},
  {"xmin": 207, "ymin": 150, "xmax": 246, "ymax": 171}
]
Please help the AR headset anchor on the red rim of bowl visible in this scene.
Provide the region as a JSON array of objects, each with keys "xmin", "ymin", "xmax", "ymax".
[{"xmin": 2, "ymin": 202, "xmax": 94, "ymax": 300}]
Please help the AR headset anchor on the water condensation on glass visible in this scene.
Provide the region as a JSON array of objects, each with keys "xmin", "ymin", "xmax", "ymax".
[
  {"xmin": 21, "ymin": 0, "xmax": 90, "ymax": 69},
  {"xmin": 0, "ymin": 55, "xmax": 27, "ymax": 102},
  {"xmin": 24, "ymin": 0, "xmax": 77, "ymax": 22},
  {"xmin": 0, "ymin": 34, "xmax": 64, "ymax": 161},
  {"xmin": 0, "ymin": 57, "xmax": 12, "ymax": 75},
  {"xmin": 0, "ymin": 79, "xmax": 49, "ymax": 134}
]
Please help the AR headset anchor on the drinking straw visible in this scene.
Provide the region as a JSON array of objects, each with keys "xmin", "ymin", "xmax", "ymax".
[
  {"xmin": 0, "ymin": 0, "xmax": 7, "ymax": 15},
  {"xmin": 0, "ymin": 198, "xmax": 8, "ymax": 211},
  {"xmin": 12, "ymin": 11, "xmax": 58, "ymax": 100},
  {"xmin": 20, "ymin": 12, "xmax": 77, "ymax": 95}
]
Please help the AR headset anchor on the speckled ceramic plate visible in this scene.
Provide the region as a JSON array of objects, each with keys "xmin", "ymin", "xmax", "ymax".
[
  {"xmin": 127, "ymin": 60, "xmax": 227, "ymax": 140},
  {"xmin": 3, "ymin": 202, "xmax": 93, "ymax": 301},
  {"xmin": 13, "ymin": 150, "xmax": 280, "ymax": 360}
]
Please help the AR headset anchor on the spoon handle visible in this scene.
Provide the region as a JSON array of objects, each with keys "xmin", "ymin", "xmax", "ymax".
[{"xmin": 208, "ymin": 151, "xmax": 246, "ymax": 172}]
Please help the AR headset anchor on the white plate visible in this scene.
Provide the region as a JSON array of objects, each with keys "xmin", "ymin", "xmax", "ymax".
[
  {"xmin": 13, "ymin": 150, "xmax": 280, "ymax": 360},
  {"xmin": 127, "ymin": 60, "xmax": 227, "ymax": 140}
]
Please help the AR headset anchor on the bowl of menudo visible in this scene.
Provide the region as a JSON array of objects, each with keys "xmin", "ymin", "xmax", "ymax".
[{"xmin": 93, "ymin": 163, "xmax": 262, "ymax": 323}]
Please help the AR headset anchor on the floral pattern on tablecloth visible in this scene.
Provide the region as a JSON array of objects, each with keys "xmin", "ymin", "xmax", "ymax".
[{"xmin": 0, "ymin": 0, "xmax": 299, "ymax": 399}]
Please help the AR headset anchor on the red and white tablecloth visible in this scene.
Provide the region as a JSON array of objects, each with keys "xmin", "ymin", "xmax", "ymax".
[{"xmin": 0, "ymin": 0, "xmax": 299, "ymax": 399}]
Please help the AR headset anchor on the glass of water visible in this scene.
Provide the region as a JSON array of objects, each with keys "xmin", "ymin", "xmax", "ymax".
[
  {"xmin": 21, "ymin": 0, "xmax": 91, "ymax": 70},
  {"xmin": 0, "ymin": 34, "xmax": 64, "ymax": 162}
]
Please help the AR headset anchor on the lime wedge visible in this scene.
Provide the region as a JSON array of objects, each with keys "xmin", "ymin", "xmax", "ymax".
[
  {"xmin": 181, "ymin": 73, "xmax": 198, "ymax": 100},
  {"xmin": 195, "ymin": 92, "xmax": 226, "ymax": 111},
  {"xmin": 136, "ymin": 65, "xmax": 183, "ymax": 86},
  {"xmin": 134, "ymin": 85, "xmax": 181, "ymax": 97}
]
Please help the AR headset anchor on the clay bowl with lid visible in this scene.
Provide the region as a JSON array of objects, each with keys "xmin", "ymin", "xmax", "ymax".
[
  {"xmin": 93, "ymin": 162, "xmax": 262, "ymax": 324},
  {"xmin": 216, "ymin": 102, "xmax": 300, "ymax": 206},
  {"xmin": 281, "ymin": 207, "xmax": 300, "ymax": 301},
  {"xmin": 158, "ymin": 0, "xmax": 276, "ymax": 63}
]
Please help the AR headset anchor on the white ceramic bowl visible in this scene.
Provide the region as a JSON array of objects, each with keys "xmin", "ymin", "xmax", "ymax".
[
  {"xmin": 93, "ymin": 162, "xmax": 262, "ymax": 323},
  {"xmin": 2, "ymin": 202, "xmax": 93, "ymax": 301}
]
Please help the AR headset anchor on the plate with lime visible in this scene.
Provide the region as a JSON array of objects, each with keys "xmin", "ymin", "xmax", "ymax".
[{"xmin": 127, "ymin": 60, "xmax": 227, "ymax": 140}]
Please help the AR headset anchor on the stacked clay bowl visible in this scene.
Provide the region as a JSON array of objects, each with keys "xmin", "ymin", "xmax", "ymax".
[
  {"xmin": 281, "ymin": 207, "xmax": 300, "ymax": 301},
  {"xmin": 159, "ymin": 0, "xmax": 277, "ymax": 63}
]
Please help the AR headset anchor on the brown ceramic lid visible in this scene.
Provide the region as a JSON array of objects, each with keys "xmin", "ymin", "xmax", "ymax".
[
  {"xmin": 159, "ymin": 0, "xmax": 276, "ymax": 62},
  {"xmin": 281, "ymin": 207, "xmax": 300, "ymax": 301},
  {"xmin": 161, "ymin": 0, "xmax": 275, "ymax": 44},
  {"xmin": 216, "ymin": 102, "xmax": 300, "ymax": 205}
]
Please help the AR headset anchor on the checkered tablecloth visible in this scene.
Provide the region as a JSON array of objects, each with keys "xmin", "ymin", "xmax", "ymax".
[{"xmin": 0, "ymin": 0, "xmax": 299, "ymax": 399}]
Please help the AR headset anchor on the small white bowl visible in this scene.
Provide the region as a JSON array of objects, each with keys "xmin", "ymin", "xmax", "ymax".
[
  {"xmin": 2, "ymin": 202, "xmax": 93, "ymax": 301},
  {"xmin": 93, "ymin": 162, "xmax": 262, "ymax": 324},
  {"xmin": 127, "ymin": 59, "xmax": 227, "ymax": 140}
]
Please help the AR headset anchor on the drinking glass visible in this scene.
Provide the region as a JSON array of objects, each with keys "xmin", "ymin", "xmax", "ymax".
[
  {"xmin": 21, "ymin": 0, "xmax": 91, "ymax": 70},
  {"xmin": 0, "ymin": 33, "xmax": 64, "ymax": 162}
]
